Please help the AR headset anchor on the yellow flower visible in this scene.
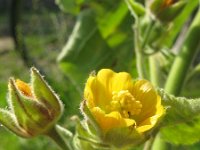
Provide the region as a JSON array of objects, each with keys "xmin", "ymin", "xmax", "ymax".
[{"xmin": 83, "ymin": 69, "xmax": 164, "ymax": 147}]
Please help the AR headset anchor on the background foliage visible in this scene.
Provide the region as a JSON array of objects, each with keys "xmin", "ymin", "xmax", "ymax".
[{"xmin": 0, "ymin": 0, "xmax": 200, "ymax": 149}]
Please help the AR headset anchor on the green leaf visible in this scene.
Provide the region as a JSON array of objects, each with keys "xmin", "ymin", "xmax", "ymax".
[
  {"xmin": 55, "ymin": 0, "xmax": 84, "ymax": 14},
  {"xmin": 57, "ymin": 9, "xmax": 113, "ymax": 88},
  {"xmin": 158, "ymin": 89, "xmax": 200, "ymax": 144},
  {"xmin": 97, "ymin": 1, "xmax": 129, "ymax": 40},
  {"xmin": 161, "ymin": 115, "xmax": 200, "ymax": 145}
]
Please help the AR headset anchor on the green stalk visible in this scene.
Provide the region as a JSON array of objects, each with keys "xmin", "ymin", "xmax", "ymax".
[
  {"xmin": 164, "ymin": 10, "xmax": 200, "ymax": 95},
  {"xmin": 144, "ymin": 137, "xmax": 154, "ymax": 150},
  {"xmin": 151, "ymin": 133, "xmax": 171, "ymax": 150},
  {"xmin": 142, "ymin": 20, "xmax": 155, "ymax": 50},
  {"xmin": 45, "ymin": 126, "xmax": 70, "ymax": 150},
  {"xmin": 134, "ymin": 20, "xmax": 147, "ymax": 79},
  {"xmin": 149, "ymin": 54, "xmax": 161, "ymax": 87},
  {"xmin": 152, "ymin": 9, "xmax": 200, "ymax": 150}
]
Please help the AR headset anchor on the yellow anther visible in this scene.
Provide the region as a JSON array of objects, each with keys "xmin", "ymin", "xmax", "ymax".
[
  {"xmin": 109, "ymin": 90, "xmax": 142, "ymax": 118},
  {"xmin": 110, "ymin": 100, "xmax": 121, "ymax": 110}
]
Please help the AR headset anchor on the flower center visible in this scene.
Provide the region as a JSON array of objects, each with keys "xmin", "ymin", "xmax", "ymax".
[{"xmin": 109, "ymin": 90, "xmax": 142, "ymax": 118}]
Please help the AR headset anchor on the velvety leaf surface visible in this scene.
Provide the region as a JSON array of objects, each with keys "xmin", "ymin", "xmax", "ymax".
[{"xmin": 159, "ymin": 89, "xmax": 200, "ymax": 144}]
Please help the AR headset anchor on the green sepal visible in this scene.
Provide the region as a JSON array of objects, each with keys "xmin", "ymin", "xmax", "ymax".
[
  {"xmin": 80, "ymin": 101, "xmax": 102, "ymax": 137},
  {"xmin": 8, "ymin": 78, "xmax": 40, "ymax": 136},
  {"xmin": 8, "ymin": 78, "xmax": 55, "ymax": 136},
  {"xmin": 0, "ymin": 108, "xmax": 27, "ymax": 137},
  {"xmin": 55, "ymin": 125, "xmax": 74, "ymax": 150},
  {"xmin": 103, "ymin": 127, "xmax": 146, "ymax": 149},
  {"xmin": 73, "ymin": 121, "xmax": 97, "ymax": 150},
  {"xmin": 73, "ymin": 120, "xmax": 110, "ymax": 150},
  {"xmin": 125, "ymin": 0, "xmax": 145, "ymax": 18},
  {"xmin": 31, "ymin": 67, "xmax": 63, "ymax": 118}
]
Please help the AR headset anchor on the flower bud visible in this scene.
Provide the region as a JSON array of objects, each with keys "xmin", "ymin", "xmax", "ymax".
[
  {"xmin": 0, "ymin": 67, "xmax": 63, "ymax": 138},
  {"xmin": 147, "ymin": 0, "xmax": 187, "ymax": 23},
  {"xmin": 81, "ymin": 69, "xmax": 164, "ymax": 148}
]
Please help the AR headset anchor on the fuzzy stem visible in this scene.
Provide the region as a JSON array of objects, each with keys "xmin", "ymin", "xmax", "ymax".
[
  {"xmin": 142, "ymin": 20, "xmax": 155, "ymax": 50},
  {"xmin": 134, "ymin": 20, "xmax": 147, "ymax": 79},
  {"xmin": 45, "ymin": 126, "xmax": 70, "ymax": 150}
]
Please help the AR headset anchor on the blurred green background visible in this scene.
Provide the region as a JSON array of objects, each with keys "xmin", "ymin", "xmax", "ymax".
[
  {"xmin": 0, "ymin": 0, "xmax": 76, "ymax": 149},
  {"xmin": 0, "ymin": 0, "xmax": 200, "ymax": 149}
]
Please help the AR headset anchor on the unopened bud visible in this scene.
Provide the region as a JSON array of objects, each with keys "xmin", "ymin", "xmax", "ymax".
[
  {"xmin": 0, "ymin": 67, "xmax": 63, "ymax": 138},
  {"xmin": 147, "ymin": 0, "xmax": 187, "ymax": 23}
]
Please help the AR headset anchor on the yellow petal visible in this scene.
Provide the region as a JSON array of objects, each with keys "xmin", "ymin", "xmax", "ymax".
[
  {"xmin": 155, "ymin": 95, "xmax": 165, "ymax": 119},
  {"xmin": 84, "ymin": 75, "xmax": 110, "ymax": 109},
  {"xmin": 91, "ymin": 107, "xmax": 135, "ymax": 133},
  {"xmin": 96, "ymin": 69, "xmax": 115, "ymax": 100},
  {"xmin": 96, "ymin": 69, "xmax": 134, "ymax": 93},
  {"xmin": 111, "ymin": 71, "xmax": 134, "ymax": 92},
  {"xmin": 96, "ymin": 69, "xmax": 133, "ymax": 101},
  {"xmin": 132, "ymin": 80, "xmax": 161, "ymax": 123},
  {"xmin": 85, "ymin": 69, "xmax": 134, "ymax": 110},
  {"xmin": 15, "ymin": 79, "xmax": 33, "ymax": 97},
  {"xmin": 137, "ymin": 113, "xmax": 163, "ymax": 133},
  {"xmin": 136, "ymin": 95, "xmax": 164, "ymax": 133}
]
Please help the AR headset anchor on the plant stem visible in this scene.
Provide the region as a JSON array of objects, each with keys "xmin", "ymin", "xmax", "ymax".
[
  {"xmin": 149, "ymin": 52, "xmax": 171, "ymax": 150},
  {"xmin": 152, "ymin": 9, "xmax": 200, "ymax": 150},
  {"xmin": 144, "ymin": 137, "xmax": 154, "ymax": 150},
  {"xmin": 149, "ymin": 54, "xmax": 161, "ymax": 87},
  {"xmin": 142, "ymin": 20, "xmax": 155, "ymax": 50},
  {"xmin": 134, "ymin": 20, "xmax": 147, "ymax": 79},
  {"xmin": 151, "ymin": 133, "xmax": 171, "ymax": 150},
  {"xmin": 45, "ymin": 126, "xmax": 70, "ymax": 150},
  {"xmin": 164, "ymin": 10, "xmax": 200, "ymax": 95}
]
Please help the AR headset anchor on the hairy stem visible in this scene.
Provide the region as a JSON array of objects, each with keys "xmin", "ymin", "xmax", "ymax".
[
  {"xmin": 45, "ymin": 126, "xmax": 70, "ymax": 150},
  {"xmin": 142, "ymin": 20, "xmax": 155, "ymax": 50},
  {"xmin": 134, "ymin": 20, "xmax": 147, "ymax": 79}
]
